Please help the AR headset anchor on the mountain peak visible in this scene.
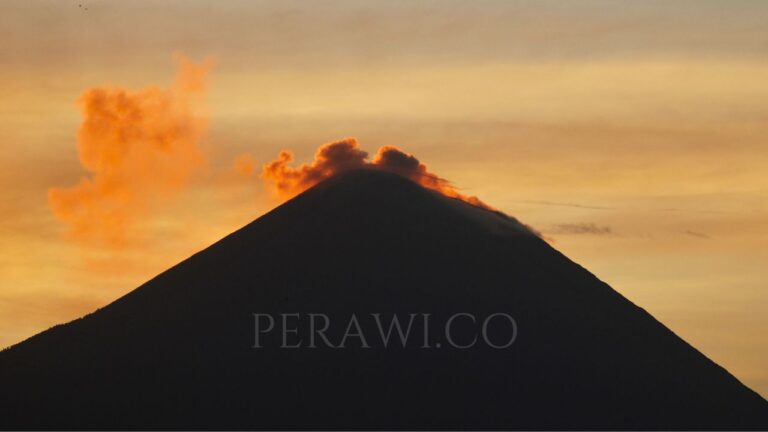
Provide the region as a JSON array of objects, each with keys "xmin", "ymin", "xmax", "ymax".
[
  {"xmin": 1, "ymin": 166, "xmax": 766, "ymax": 429},
  {"xmin": 269, "ymin": 167, "xmax": 536, "ymax": 240}
]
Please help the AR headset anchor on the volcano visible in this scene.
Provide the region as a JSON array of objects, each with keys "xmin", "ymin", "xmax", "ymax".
[{"xmin": 1, "ymin": 169, "xmax": 766, "ymax": 430}]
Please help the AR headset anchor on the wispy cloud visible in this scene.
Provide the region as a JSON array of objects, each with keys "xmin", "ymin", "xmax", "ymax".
[
  {"xmin": 683, "ymin": 229, "xmax": 710, "ymax": 239},
  {"xmin": 550, "ymin": 223, "xmax": 613, "ymax": 236},
  {"xmin": 662, "ymin": 208, "xmax": 729, "ymax": 215},
  {"xmin": 518, "ymin": 200, "xmax": 614, "ymax": 210}
]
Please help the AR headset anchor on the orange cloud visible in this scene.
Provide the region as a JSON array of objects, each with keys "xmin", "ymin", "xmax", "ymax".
[
  {"xmin": 262, "ymin": 138, "xmax": 367, "ymax": 196},
  {"xmin": 48, "ymin": 55, "xmax": 213, "ymax": 247},
  {"xmin": 262, "ymin": 138, "xmax": 491, "ymax": 209}
]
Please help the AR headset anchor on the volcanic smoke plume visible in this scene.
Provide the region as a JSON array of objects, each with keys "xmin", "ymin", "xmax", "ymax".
[
  {"xmin": 262, "ymin": 138, "xmax": 491, "ymax": 209},
  {"xmin": 48, "ymin": 55, "xmax": 212, "ymax": 247}
]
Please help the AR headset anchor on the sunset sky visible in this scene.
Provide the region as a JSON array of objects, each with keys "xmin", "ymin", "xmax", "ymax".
[{"xmin": 1, "ymin": 0, "xmax": 767, "ymax": 398}]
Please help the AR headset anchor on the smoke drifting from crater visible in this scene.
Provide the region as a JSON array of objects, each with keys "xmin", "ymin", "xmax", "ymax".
[
  {"xmin": 48, "ymin": 55, "xmax": 213, "ymax": 247},
  {"xmin": 262, "ymin": 138, "xmax": 491, "ymax": 209}
]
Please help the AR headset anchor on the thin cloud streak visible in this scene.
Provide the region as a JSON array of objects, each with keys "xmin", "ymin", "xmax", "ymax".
[
  {"xmin": 550, "ymin": 222, "xmax": 613, "ymax": 236},
  {"xmin": 684, "ymin": 230, "xmax": 711, "ymax": 239},
  {"xmin": 519, "ymin": 200, "xmax": 614, "ymax": 210}
]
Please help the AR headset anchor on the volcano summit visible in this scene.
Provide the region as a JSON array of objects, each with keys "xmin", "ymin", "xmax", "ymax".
[{"xmin": 1, "ymin": 169, "xmax": 766, "ymax": 429}]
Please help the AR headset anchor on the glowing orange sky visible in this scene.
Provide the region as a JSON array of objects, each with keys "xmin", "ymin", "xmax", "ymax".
[{"xmin": 0, "ymin": 0, "xmax": 767, "ymax": 399}]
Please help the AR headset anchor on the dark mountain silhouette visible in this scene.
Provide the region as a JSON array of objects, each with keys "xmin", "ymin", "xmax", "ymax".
[{"xmin": 1, "ymin": 169, "xmax": 766, "ymax": 430}]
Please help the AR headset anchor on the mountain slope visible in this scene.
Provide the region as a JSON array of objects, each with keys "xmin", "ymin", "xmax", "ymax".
[{"xmin": 1, "ymin": 169, "xmax": 766, "ymax": 429}]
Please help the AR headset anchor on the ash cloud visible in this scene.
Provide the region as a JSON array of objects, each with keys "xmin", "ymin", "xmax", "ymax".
[
  {"xmin": 262, "ymin": 138, "xmax": 491, "ymax": 210},
  {"xmin": 48, "ymin": 55, "xmax": 213, "ymax": 247}
]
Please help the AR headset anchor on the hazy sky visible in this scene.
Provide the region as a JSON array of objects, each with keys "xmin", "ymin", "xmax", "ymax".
[{"xmin": 1, "ymin": 0, "xmax": 767, "ymax": 398}]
